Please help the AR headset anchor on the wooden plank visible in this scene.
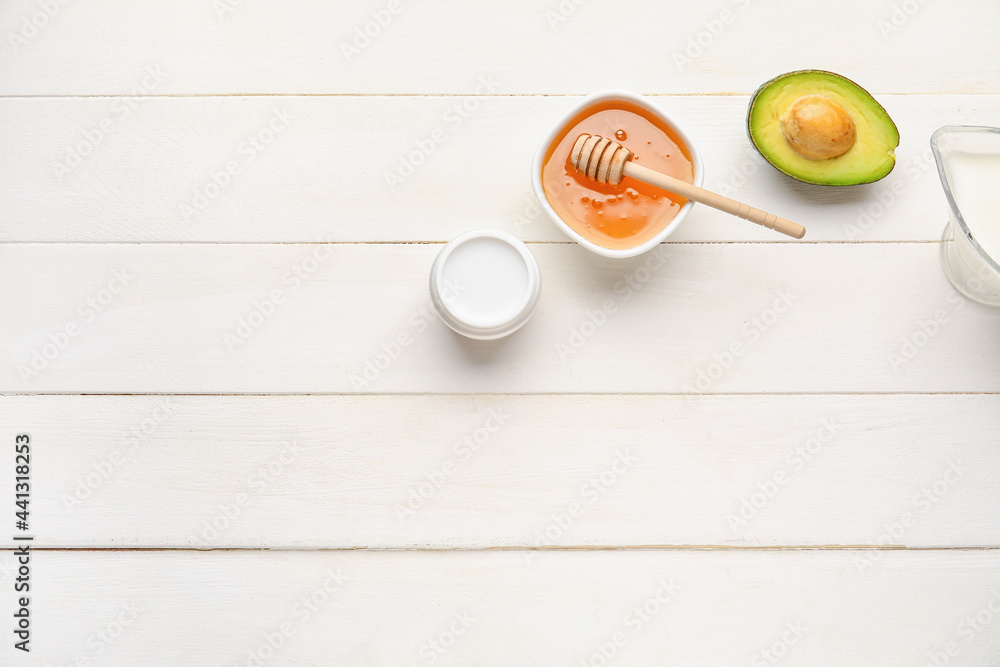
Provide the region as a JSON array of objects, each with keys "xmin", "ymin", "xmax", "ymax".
[
  {"xmin": 2, "ymin": 243, "xmax": 999, "ymax": 394},
  {"xmin": 1, "ymin": 95, "xmax": 996, "ymax": 243},
  {"xmin": 2, "ymin": 4, "xmax": 996, "ymax": 665},
  {"xmin": 1, "ymin": 0, "xmax": 997, "ymax": 95},
  {"xmin": 3, "ymin": 394, "xmax": 998, "ymax": 549},
  {"xmin": 7, "ymin": 549, "xmax": 999, "ymax": 664}
]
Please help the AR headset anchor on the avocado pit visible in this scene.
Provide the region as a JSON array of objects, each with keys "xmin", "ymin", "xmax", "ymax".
[{"xmin": 780, "ymin": 95, "xmax": 856, "ymax": 160}]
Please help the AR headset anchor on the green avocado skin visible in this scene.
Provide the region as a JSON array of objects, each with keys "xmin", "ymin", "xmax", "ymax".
[{"xmin": 746, "ymin": 70, "xmax": 900, "ymax": 186}]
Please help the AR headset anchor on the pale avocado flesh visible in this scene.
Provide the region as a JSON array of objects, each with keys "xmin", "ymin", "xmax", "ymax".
[{"xmin": 747, "ymin": 70, "xmax": 899, "ymax": 186}]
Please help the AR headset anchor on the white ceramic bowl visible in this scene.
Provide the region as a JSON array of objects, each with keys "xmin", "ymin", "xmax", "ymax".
[{"xmin": 531, "ymin": 90, "xmax": 704, "ymax": 259}]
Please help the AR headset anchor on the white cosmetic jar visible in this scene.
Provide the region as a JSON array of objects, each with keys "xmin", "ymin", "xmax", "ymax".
[{"xmin": 429, "ymin": 230, "xmax": 542, "ymax": 340}]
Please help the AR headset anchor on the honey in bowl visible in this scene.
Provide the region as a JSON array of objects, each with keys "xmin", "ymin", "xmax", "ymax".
[{"xmin": 541, "ymin": 100, "xmax": 695, "ymax": 251}]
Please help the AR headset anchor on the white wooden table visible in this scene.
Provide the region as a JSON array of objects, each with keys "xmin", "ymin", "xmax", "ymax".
[{"xmin": 2, "ymin": 1, "xmax": 1000, "ymax": 664}]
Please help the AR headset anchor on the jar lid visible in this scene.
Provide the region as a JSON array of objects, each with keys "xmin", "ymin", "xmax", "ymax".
[{"xmin": 429, "ymin": 230, "xmax": 542, "ymax": 340}]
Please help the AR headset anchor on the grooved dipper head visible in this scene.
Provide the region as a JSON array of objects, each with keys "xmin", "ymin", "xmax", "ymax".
[{"xmin": 568, "ymin": 133, "xmax": 633, "ymax": 185}]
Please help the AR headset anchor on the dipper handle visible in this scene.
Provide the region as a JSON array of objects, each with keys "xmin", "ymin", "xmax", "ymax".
[
  {"xmin": 568, "ymin": 133, "xmax": 806, "ymax": 240},
  {"xmin": 622, "ymin": 161, "xmax": 806, "ymax": 239}
]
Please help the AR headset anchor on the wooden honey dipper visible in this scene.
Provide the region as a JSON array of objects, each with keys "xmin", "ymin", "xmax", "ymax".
[{"xmin": 569, "ymin": 134, "xmax": 806, "ymax": 239}]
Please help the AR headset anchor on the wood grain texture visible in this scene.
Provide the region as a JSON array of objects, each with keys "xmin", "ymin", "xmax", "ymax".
[
  {"xmin": 1, "ymin": 0, "xmax": 998, "ymax": 96},
  {"xmin": 1, "ymin": 95, "xmax": 997, "ymax": 243},
  {"xmin": 2, "ymin": 394, "xmax": 997, "ymax": 549},
  {"xmin": 7, "ymin": 549, "xmax": 999, "ymax": 665},
  {"xmin": 2, "ymin": 243, "xmax": 999, "ymax": 394},
  {"xmin": 3, "ymin": 1, "xmax": 999, "ymax": 661}
]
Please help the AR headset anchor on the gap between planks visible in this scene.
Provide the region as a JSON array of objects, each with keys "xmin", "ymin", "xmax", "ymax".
[
  {"xmin": 0, "ymin": 240, "xmax": 947, "ymax": 246},
  {"xmin": 20, "ymin": 546, "xmax": 1000, "ymax": 553},
  {"xmin": 1, "ymin": 92, "xmax": 997, "ymax": 99},
  {"xmin": 4, "ymin": 391, "xmax": 999, "ymax": 397}
]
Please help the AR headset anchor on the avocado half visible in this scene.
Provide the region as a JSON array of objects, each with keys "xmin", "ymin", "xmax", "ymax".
[{"xmin": 747, "ymin": 70, "xmax": 899, "ymax": 186}]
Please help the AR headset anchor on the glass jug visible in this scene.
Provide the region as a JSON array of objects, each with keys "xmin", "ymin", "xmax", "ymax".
[{"xmin": 933, "ymin": 125, "xmax": 1000, "ymax": 306}]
